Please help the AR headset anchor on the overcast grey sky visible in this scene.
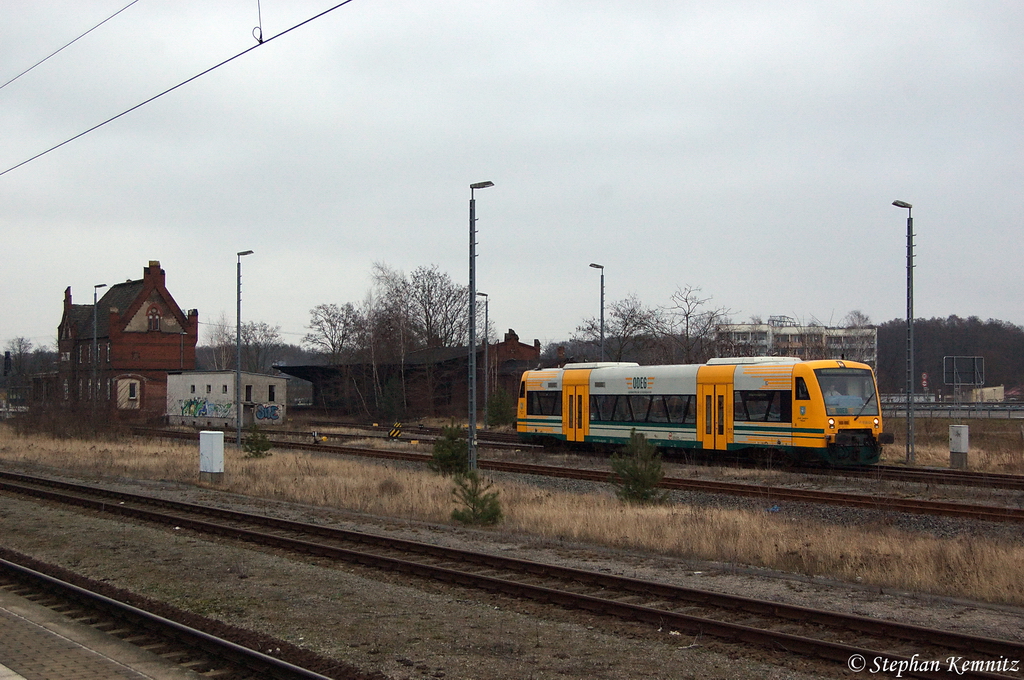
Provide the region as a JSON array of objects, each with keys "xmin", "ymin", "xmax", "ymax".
[{"xmin": 2, "ymin": 1, "xmax": 1022, "ymax": 355}]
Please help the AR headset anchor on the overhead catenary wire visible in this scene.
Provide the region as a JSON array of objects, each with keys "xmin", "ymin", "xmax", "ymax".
[
  {"xmin": 0, "ymin": 0, "xmax": 143, "ymax": 92},
  {"xmin": 0, "ymin": 0, "xmax": 358, "ymax": 179}
]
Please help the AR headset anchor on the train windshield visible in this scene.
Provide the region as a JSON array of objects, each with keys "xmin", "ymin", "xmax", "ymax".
[{"xmin": 813, "ymin": 368, "xmax": 879, "ymax": 416}]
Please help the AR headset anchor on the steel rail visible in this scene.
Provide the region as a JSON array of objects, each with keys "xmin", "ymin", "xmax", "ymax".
[
  {"xmin": 812, "ymin": 464, "xmax": 1024, "ymax": 492},
  {"xmin": 0, "ymin": 557, "xmax": 334, "ymax": 680}
]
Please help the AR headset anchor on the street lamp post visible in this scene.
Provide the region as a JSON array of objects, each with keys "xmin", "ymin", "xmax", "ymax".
[
  {"xmin": 92, "ymin": 283, "xmax": 107, "ymax": 410},
  {"xmin": 892, "ymin": 200, "xmax": 914, "ymax": 465},
  {"xmin": 589, "ymin": 263, "xmax": 605, "ymax": 361},
  {"xmin": 236, "ymin": 250, "xmax": 254, "ymax": 448},
  {"xmin": 468, "ymin": 181, "xmax": 493, "ymax": 470},
  {"xmin": 477, "ymin": 291, "xmax": 489, "ymax": 430}
]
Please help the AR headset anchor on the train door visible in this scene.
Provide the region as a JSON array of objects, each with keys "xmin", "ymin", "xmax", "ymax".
[
  {"xmin": 562, "ymin": 369, "xmax": 591, "ymax": 443},
  {"xmin": 697, "ymin": 370, "xmax": 733, "ymax": 450},
  {"xmin": 564, "ymin": 385, "xmax": 589, "ymax": 442}
]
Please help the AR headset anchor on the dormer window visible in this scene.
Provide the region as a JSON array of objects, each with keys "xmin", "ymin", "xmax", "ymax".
[{"xmin": 147, "ymin": 306, "xmax": 161, "ymax": 332}]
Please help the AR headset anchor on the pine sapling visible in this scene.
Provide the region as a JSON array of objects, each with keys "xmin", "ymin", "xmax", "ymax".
[{"xmin": 610, "ymin": 429, "xmax": 669, "ymax": 505}]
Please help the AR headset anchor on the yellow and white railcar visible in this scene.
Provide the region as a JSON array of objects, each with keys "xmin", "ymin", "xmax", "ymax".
[{"xmin": 517, "ymin": 357, "xmax": 890, "ymax": 466}]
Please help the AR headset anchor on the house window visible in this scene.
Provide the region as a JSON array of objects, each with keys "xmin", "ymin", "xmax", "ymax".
[
  {"xmin": 147, "ymin": 306, "xmax": 161, "ymax": 332},
  {"xmin": 190, "ymin": 385, "xmax": 196, "ymax": 394},
  {"xmin": 245, "ymin": 385, "xmax": 253, "ymax": 402},
  {"xmin": 128, "ymin": 382, "xmax": 138, "ymax": 400},
  {"xmin": 222, "ymin": 385, "xmax": 228, "ymax": 394},
  {"xmin": 268, "ymin": 385, "xmax": 276, "ymax": 402},
  {"xmin": 206, "ymin": 385, "xmax": 212, "ymax": 394}
]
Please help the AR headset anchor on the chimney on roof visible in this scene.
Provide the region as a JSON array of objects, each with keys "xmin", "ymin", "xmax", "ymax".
[{"xmin": 145, "ymin": 260, "xmax": 165, "ymax": 285}]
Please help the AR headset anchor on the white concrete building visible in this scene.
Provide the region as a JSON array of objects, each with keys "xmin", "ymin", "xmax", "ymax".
[
  {"xmin": 716, "ymin": 316, "xmax": 877, "ymax": 366},
  {"xmin": 166, "ymin": 371, "xmax": 287, "ymax": 428}
]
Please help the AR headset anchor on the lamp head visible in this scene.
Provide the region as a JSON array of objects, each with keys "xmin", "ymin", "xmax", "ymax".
[
  {"xmin": 589, "ymin": 263, "xmax": 604, "ymax": 270},
  {"xmin": 892, "ymin": 200, "xmax": 912, "ymax": 209},
  {"xmin": 470, "ymin": 181, "xmax": 494, "ymax": 190},
  {"xmin": 237, "ymin": 250, "xmax": 254, "ymax": 257}
]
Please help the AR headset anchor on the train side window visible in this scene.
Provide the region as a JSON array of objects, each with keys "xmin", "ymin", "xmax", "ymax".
[
  {"xmin": 612, "ymin": 395, "xmax": 633, "ymax": 422},
  {"xmin": 629, "ymin": 395, "xmax": 652, "ymax": 422},
  {"xmin": 519, "ymin": 381, "xmax": 525, "ymax": 399},
  {"xmin": 683, "ymin": 395, "xmax": 696, "ymax": 424},
  {"xmin": 735, "ymin": 391, "xmax": 769, "ymax": 421},
  {"xmin": 795, "ymin": 377, "xmax": 810, "ymax": 400},
  {"xmin": 592, "ymin": 394, "xmax": 616, "ymax": 422},
  {"xmin": 648, "ymin": 397, "xmax": 669, "ymax": 423},
  {"xmin": 735, "ymin": 390, "xmax": 792, "ymax": 423},
  {"xmin": 666, "ymin": 395, "xmax": 695, "ymax": 424},
  {"xmin": 733, "ymin": 391, "xmax": 749, "ymax": 421},
  {"xmin": 778, "ymin": 392, "xmax": 792, "ymax": 422},
  {"xmin": 527, "ymin": 392, "xmax": 562, "ymax": 416}
]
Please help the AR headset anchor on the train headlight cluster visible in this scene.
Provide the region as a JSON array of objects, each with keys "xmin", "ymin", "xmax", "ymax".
[
  {"xmin": 873, "ymin": 418, "xmax": 880, "ymax": 428},
  {"xmin": 828, "ymin": 418, "xmax": 836, "ymax": 429}
]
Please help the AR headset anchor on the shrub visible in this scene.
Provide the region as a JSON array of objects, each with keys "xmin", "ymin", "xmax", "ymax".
[
  {"xmin": 486, "ymin": 388, "xmax": 517, "ymax": 427},
  {"xmin": 429, "ymin": 424, "xmax": 469, "ymax": 477},
  {"xmin": 451, "ymin": 471, "xmax": 503, "ymax": 525},
  {"xmin": 610, "ymin": 429, "xmax": 669, "ymax": 505},
  {"xmin": 242, "ymin": 424, "xmax": 272, "ymax": 459}
]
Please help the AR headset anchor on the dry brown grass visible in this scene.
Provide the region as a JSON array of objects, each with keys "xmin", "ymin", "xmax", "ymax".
[
  {"xmin": 2, "ymin": 423, "xmax": 1023, "ymax": 606},
  {"xmin": 881, "ymin": 418, "xmax": 1024, "ymax": 472}
]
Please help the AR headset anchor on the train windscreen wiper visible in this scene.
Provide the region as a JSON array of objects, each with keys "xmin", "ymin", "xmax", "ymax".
[{"xmin": 855, "ymin": 390, "xmax": 876, "ymax": 418}]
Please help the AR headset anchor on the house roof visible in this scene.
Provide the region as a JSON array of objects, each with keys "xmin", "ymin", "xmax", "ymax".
[{"xmin": 77, "ymin": 280, "xmax": 146, "ymax": 339}]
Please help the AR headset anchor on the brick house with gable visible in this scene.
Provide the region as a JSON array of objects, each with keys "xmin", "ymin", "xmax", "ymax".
[{"xmin": 57, "ymin": 261, "xmax": 199, "ymax": 417}]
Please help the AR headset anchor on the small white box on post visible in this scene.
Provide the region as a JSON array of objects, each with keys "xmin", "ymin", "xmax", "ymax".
[
  {"xmin": 949, "ymin": 425, "xmax": 968, "ymax": 470},
  {"xmin": 199, "ymin": 430, "xmax": 225, "ymax": 484}
]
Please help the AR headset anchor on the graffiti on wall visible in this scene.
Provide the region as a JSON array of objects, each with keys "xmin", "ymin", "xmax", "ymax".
[
  {"xmin": 255, "ymin": 403, "xmax": 281, "ymax": 421},
  {"xmin": 179, "ymin": 398, "xmax": 234, "ymax": 419}
]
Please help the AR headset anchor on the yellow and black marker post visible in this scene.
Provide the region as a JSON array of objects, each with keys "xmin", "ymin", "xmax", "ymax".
[{"xmin": 388, "ymin": 422, "xmax": 402, "ymax": 439}]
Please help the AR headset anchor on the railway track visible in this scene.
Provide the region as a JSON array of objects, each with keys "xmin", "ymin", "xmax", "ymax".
[
  {"xmin": 2, "ymin": 471, "xmax": 1021, "ymax": 679},
  {"xmin": 807, "ymin": 464, "xmax": 1024, "ymax": 492},
  {"xmin": 136, "ymin": 427, "xmax": 1024, "ymax": 524},
  {"xmin": 0, "ymin": 554, "xmax": 340, "ymax": 679}
]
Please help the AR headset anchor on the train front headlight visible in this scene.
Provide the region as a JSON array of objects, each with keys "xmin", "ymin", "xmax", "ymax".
[
  {"xmin": 828, "ymin": 418, "xmax": 835, "ymax": 429},
  {"xmin": 873, "ymin": 418, "xmax": 880, "ymax": 428}
]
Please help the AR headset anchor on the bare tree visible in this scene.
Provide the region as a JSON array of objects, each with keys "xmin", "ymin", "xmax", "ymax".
[
  {"xmin": 240, "ymin": 321, "xmax": 283, "ymax": 374},
  {"xmin": 303, "ymin": 302, "xmax": 361, "ymax": 364},
  {"xmin": 842, "ymin": 309, "xmax": 872, "ymax": 328},
  {"xmin": 4, "ymin": 337, "xmax": 33, "ymax": 376},
  {"xmin": 408, "ymin": 265, "xmax": 470, "ymax": 348},
  {"xmin": 649, "ymin": 285, "xmax": 732, "ymax": 364},
  {"xmin": 370, "ymin": 262, "xmax": 415, "ymax": 362},
  {"xmin": 203, "ymin": 312, "xmax": 235, "ymax": 370},
  {"xmin": 573, "ymin": 294, "xmax": 660, "ymax": 362}
]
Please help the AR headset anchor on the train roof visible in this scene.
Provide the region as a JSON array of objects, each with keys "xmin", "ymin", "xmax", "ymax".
[{"xmin": 706, "ymin": 357, "xmax": 801, "ymax": 365}]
